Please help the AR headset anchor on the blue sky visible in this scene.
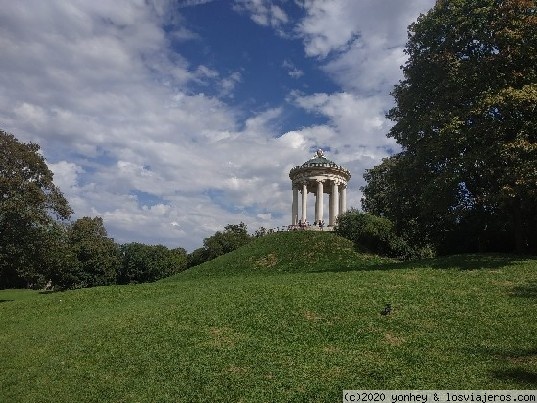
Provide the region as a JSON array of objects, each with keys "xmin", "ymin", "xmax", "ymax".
[{"xmin": 0, "ymin": 0, "xmax": 435, "ymax": 251}]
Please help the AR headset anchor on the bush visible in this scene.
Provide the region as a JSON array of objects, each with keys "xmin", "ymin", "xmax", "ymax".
[
  {"xmin": 187, "ymin": 247, "xmax": 209, "ymax": 268},
  {"xmin": 335, "ymin": 210, "xmax": 433, "ymax": 260},
  {"xmin": 118, "ymin": 243, "xmax": 187, "ymax": 284},
  {"xmin": 187, "ymin": 222, "xmax": 252, "ymax": 267}
]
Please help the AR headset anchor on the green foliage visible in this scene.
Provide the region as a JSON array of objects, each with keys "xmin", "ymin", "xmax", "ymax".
[
  {"xmin": 60, "ymin": 217, "xmax": 121, "ymax": 289},
  {"xmin": 0, "ymin": 130, "xmax": 73, "ymax": 288},
  {"xmin": 334, "ymin": 210, "xmax": 432, "ymax": 260},
  {"xmin": 39, "ymin": 222, "xmax": 80, "ymax": 289},
  {"xmin": 187, "ymin": 222, "xmax": 252, "ymax": 267},
  {"xmin": 187, "ymin": 246, "xmax": 209, "ymax": 268},
  {"xmin": 254, "ymin": 226, "xmax": 268, "ymax": 237},
  {"xmin": 204, "ymin": 222, "xmax": 252, "ymax": 259},
  {"xmin": 118, "ymin": 243, "xmax": 187, "ymax": 284},
  {"xmin": 362, "ymin": 0, "xmax": 537, "ymax": 254}
]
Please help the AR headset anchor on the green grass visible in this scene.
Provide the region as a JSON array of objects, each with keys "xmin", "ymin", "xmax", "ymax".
[{"xmin": 1, "ymin": 231, "xmax": 536, "ymax": 402}]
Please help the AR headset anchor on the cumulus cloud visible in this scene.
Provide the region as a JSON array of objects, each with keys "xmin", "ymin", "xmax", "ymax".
[
  {"xmin": 297, "ymin": 0, "xmax": 434, "ymax": 94},
  {"xmin": 0, "ymin": 0, "xmax": 436, "ymax": 251},
  {"xmin": 286, "ymin": 90, "xmax": 399, "ymax": 208},
  {"xmin": 0, "ymin": 1, "xmax": 263, "ymax": 250},
  {"xmin": 292, "ymin": 92, "xmax": 394, "ymax": 148},
  {"xmin": 297, "ymin": 0, "xmax": 433, "ymax": 58}
]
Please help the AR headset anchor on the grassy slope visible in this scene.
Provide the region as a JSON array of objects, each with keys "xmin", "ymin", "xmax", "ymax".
[
  {"xmin": 1, "ymin": 232, "xmax": 536, "ymax": 402},
  {"xmin": 167, "ymin": 231, "xmax": 391, "ymax": 279}
]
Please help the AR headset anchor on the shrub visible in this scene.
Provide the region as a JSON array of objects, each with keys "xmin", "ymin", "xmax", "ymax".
[
  {"xmin": 335, "ymin": 210, "xmax": 433, "ymax": 260},
  {"xmin": 187, "ymin": 222, "xmax": 252, "ymax": 267},
  {"xmin": 118, "ymin": 243, "xmax": 187, "ymax": 284}
]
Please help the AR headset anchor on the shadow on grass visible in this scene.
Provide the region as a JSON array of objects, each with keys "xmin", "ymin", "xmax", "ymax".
[
  {"xmin": 0, "ymin": 299, "xmax": 14, "ymax": 303},
  {"xmin": 313, "ymin": 253, "xmax": 533, "ymax": 274},
  {"xmin": 424, "ymin": 254, "xmax": 532, "ymax": 270},
  {"xmin": 492, "ymin": 368, "xmax": 537, "ymax": 387},
  {"xmin": 473, "ymin": 347, "xmax": 537, "ymax": 387},
  {"xmin": 510, "ymin": 281, "xmax": 537, "ymax": 299}
]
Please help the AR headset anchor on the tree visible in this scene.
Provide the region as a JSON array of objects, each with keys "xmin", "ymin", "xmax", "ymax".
[
  {"xmin": 66, "ymin": 217, "xmax": 121, "ymax": 288},
  {"xmin": 335, "ymin": 209, "xmax": 432, "ymax": 260},
  {"xmin": 187, "ymin": 222, "xmax": 252, "ymax": 267},
  {"xmin": 203, "ymin": 222, "xmax": 251, "ymax": 261},
  {"xmin": 362, "ymin": 0, "xmax": 537, "ymax": 254},
  {"xmin": 335, "ymin": 210, "xmax": 399, "ymax": 257},
  {"xmin": 0, "ymin": 130, "xmax": 73, "ymax": 288},
  {"xmin": 118, "ymin": 243, "xmax": 187, "ymax": 284},
  {"xmin": 187, "ymin": 247, "xmax": 210, "ymax": 268},
  {"xmin": 254, "ymin": 226, "xmax": 268, "ymax": 237}
]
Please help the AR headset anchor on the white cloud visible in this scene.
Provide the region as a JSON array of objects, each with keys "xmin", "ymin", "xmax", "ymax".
[
  {"xmin": 177, "ymin": 0, "xmax": 216, "ymax": 8},
  {"xmin": 220, "ymin": 71, "xmax": 242, "ymax": 97},
  {"xmin": 292, "ymin": 92, "xmax": 395, "ymax": 148},
  {"xmin": 0, "ymin": 0, "xmax": 258, "ymax": 250},
  {"xmin": 49, "ymin": 161, "xmax": 85, "ymax": 192},
  {"xmin": 0, "ymin": 0, "xmax": 437, "ymax": 251},
  {"xmin": 298, "ymin": 0, "xmax": 433, "ymax": 58},
  {"xmin": 278, "ymin": 131, "xmax": 306, "ymax": 149},
  {"xmin": 282, "ymin": 59, "xmax": 304, "ymax": 79},
  {"xmin": 234, "ymin": 0, "xmax": 289, "ymax": 27},
  {"xmin": 297, "ymin": 0, "xmax": 435, "ymax": 95}
]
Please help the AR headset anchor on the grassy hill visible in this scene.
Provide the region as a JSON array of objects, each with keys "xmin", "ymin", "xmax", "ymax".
[
  {"xmin": 169, "ymin": 231, "xmax": 391, "ymax": 279},
  {"xmin": 1, "ymin": 231, "xmax": 536, "ymax": 402}
]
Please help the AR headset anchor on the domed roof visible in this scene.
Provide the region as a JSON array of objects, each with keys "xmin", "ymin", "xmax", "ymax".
[
  {"xmin": 300, "ymin": 150, "xmax": 338, "ymax": 168},
  {"xmin": 289, "ymin": 149, "xmax": 351, "ymax": 181}
]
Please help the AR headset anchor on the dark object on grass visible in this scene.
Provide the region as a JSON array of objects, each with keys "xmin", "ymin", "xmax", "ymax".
[{"xmin": 381, "ymin": 303, "xmax": 392, "ymax": 315}]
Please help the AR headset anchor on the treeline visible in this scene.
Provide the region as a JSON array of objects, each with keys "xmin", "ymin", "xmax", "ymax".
[
  {"xmin": 187, "ymin": 222, "xmax": 252, "ymax": 268},
  {"xmin": 0, "ymin": 130, "xmax": 186, "ymax": 290},
  {"xmin": 0, "ymin": 128, "xmax": 267, "ymax": 290},
  {"xmin": 1, "ymin": 214, "xmax": 187, "ymax": 290},
  {"xmin": 359, "ymin": 0, "xmax": 537, "ymax": 255}
]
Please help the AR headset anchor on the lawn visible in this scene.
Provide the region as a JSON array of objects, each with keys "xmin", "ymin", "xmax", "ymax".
[{"xmin": 1, "ymin": 232, "xmax": 536, "ymax": 402}]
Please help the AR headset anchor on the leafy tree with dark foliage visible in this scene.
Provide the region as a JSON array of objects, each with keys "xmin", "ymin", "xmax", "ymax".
[
  {"xmin": 118, "ymin": 243, "xmax": 187, "ymax": 284},
  {"xmin": 0, "ymin": 130, "xmax": 73, "ymax": 288},
  {"xmin": 65, "ymin": 216, "xmax": 121, "ymax": 288},
  {"xmin": 187, "ymin": 222, "xmax": 252, "ymax": 267},
  {"xmin": 335, "ymin": 210, "xmax": 433, "ymax": 260},
  {"xmin": 187, "ymin": 246, "xmax": 209, "ymax": 268},
  {"xmin": 362, "ymin": 0, "xmax": 537, "ymax": 254},
  {"xmin": 203, "ymin": 222, "xmax": 251, "ymax": 261},
  {"xmin": 1, "ymin": 130, "xmax": 190, "ymax": 290}
]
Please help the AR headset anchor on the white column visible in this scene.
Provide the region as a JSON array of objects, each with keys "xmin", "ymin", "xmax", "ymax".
[
  {"xmin": 319, "ymin": 182, "xmax": 324, "ymax": 223},
  {"xmin": 292, "ymin": 185, "xmax": 298, "ymax": 225},
  {"xmin": 315, "ymin": 180, "xmax": 324, "ymax": 223},
  {"xmin": 330, "ymin": 180, "xmax": 339, "ymax": 226},
  {"xmin": 314, "ymin": 189, "xmax": 319, "ymax": 222},
  {"xmin": 328, "ymin": 192, "xmax": 333, "ymax": 226},
  {"xmin": 301, "ymin": 182, "xmax": 307, "ymax": 222},
  {"xmin": 339, "ymin": 184, "xmax": 347, "ymax": 215}
]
